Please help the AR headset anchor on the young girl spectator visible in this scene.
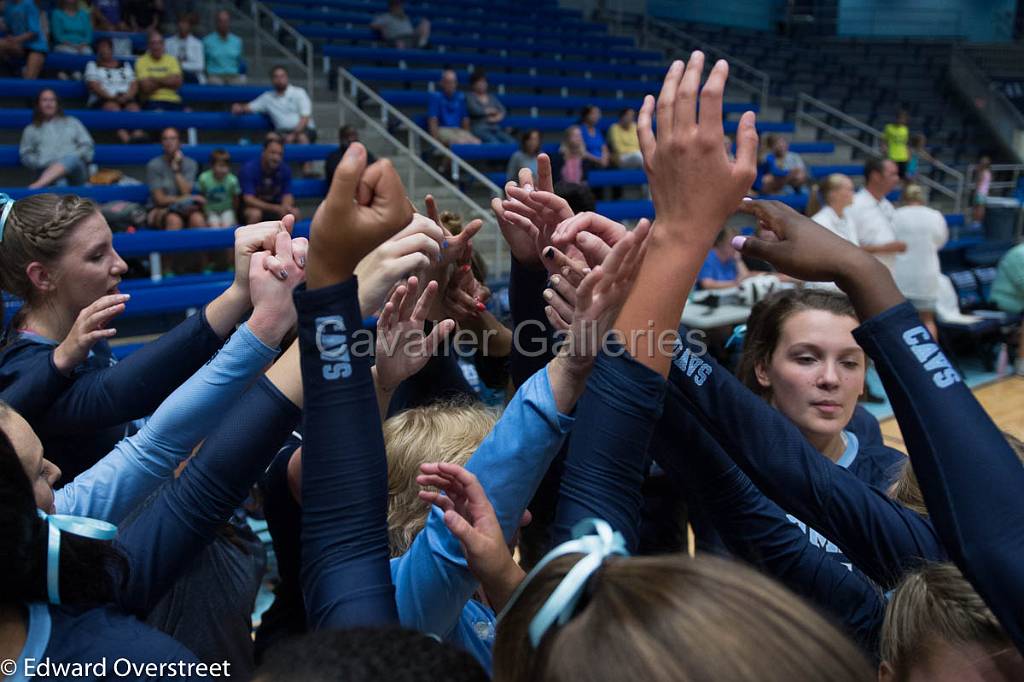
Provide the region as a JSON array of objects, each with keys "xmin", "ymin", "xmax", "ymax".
[
  {"xmin": 557, "ymin": 126, "xmax": 587, "ymax": 184},
  {"xmin": 972, "ymin": 155, "xmax": 993, "ymax": 229},
  {"xmin": 0, "ymin": 0, "xmax": 47, "ymax": 79},
  {"xmin": 197, "ymin": 149, "xmax": 241, "ymax": 227},
  {"xmin": 578, "ymin": 105, "xmax": 609, "ymax": 170},
  {"xmin": 883, "ymin": 109, "xmax": 910, "ymax": 178},
  {"xmin": 905, "ymin": 133, "xmax": 931, "ymax": 182},
  {"xmin": 606, "ymin": 107, "xmax": 642, "ymax": 168},
  {"xmin": 85, "ymin": 38, "xmax": 143, "ymax": 144},
  {"xmin": 506, "ymin": 129, "xmax": 540, "ymax": 182},
  {"xmin": 19, "ymin": 89, "xmax": 94, "ymax": 189},
  {"xmin": 51, "ymin": 0, "xmax": 93, "ymax": 54}
]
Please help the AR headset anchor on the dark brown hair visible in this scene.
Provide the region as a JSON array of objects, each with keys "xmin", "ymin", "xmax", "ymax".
[
  {"xmin": 737, "ymin": 288, "xmax": 858, "ymax": 398},
  {"xmin": 31, "ymin": 89, "xmax": 64, "ymax": 126},
  {"xmin": 494, "ymin": 553, "xmax": 873, "ymax": 682}
]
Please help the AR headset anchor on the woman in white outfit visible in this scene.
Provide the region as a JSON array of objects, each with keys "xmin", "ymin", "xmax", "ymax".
[
  {"xmin": 892, "ymin": 184, "xmax": 949, "ymax": 339},
  {"xmin": 809, "ymin": 174, "xmax": 858, "ymax": 245}
]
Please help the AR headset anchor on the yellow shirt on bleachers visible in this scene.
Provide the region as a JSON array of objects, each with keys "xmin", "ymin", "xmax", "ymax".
[
  {"xmin": 135, "ymin": 53, "xmax": 183, "ymax": 104},
  {"xmin": 883, "ymin": 123, "xmax": 909, "ymax": 163},
  {"xmin": 607, "ymin": 122, "xmax": 640, "ymax": 155}
]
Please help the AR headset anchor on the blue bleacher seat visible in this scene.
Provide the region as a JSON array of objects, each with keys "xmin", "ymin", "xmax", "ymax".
[
  {"xmin": 0, "ymin": 78, "xmax": 272, "ymax": 103},
  {"xmin": 93, "ymin": 30, "xmax": 148, "ymax": 51},
  {"xmin": 0, "ymin": 181, "xmax": 326, "ymax": 207},
  {"xmin": 420, "ymin": 115, "xmax": 789, "ymax": 134},
  {"xmin": 0, "ymin": 143, "xmax": 336, "ymax": 168},
  {"xmin": 380, "ymin": 90, "xmax": 756, "ymax": 115},
  {"xmin": 450, "ymin": 141, "xmax": 827, "ymax": 163},
  {"xmin": 348, "ymin": 67, "xmax": 660, "ymax": 95},
  {"xmin": 0, "ymin": 109, "xmax": 270, "ymax": 131}
]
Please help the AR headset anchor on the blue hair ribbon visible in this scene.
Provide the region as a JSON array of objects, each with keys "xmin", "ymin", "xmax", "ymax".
[
  {"xmin": 36, "ymin": 509, "xmax": 117, "ymax": 605},
  {"xmin": 0, "ymin": 193, "xmax": 13, "ymax": 242},
  {"xmin": 725, "ymin": 323, "xmax": 747, "ymax": 350},
  {"xmin": 496, "ymin": 518, "xmax": 628, "ymax": 647}
]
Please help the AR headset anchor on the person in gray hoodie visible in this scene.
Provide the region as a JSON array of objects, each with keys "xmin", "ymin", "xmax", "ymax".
[{"xmin": 20, "ymin": 89, "xmax": 95, "ymax": 188}]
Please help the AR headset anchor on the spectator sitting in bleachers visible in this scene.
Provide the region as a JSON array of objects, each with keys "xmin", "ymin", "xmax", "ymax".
[
  {"xmin": 20, "ymin": 88, "xmax": 94, "ymax": 189},
  {"xmin": 849, "ymin": 157, "xmax": 907, "ymax": 273},
  {"xmin": 607, "ymin": 107, "xmax": 642, "ymax": 169},
  {"xmin": 203, "ymin": 10, "xmax": 245, "ymax": 85},
  {"xmin": 233, "ymin": 66, "xmax": 315, "ymax": 146},
  {"xmin": 579, "ymin": 105, "xmax": 610, "ymax": 170},
  {"xmin": 558, "ymin": 125, "xmax": 587, "ymax": 184},
  {"xmin": 506, "ymin": 129, "xmax": 540, "ymax": 181},
  {"xmin": 990, "ymin": 240, "xmax": 1024, "ymax": 376},
  {"xmin": 92, "ymin": 0, "xmax": 128, "ymax": 31},
  {"xmin": 697, "ymin": 226, "xmax": 753, "ymax": 290},
  {"xmin": 196, "ymin": 149, "xmax": 241, "ymax": 228},
  {"xmin": 240, "ymin": 134, "xmax": 300, "ymax": 224},
  {"xmin": 370, "ymin": 0, "xmax": 430, "ymax": 49},
  {"xmin": 123, "ymin": 0, "xmax": 160, "ymax": 32},
  {"xmin": 146, "ymin": 126, "xmax": 205, "ymax": 230},
  {"xmin": 466, "ymin": 71, "xmax": 514, "ymax": 144},
  {"xmin": 807, "ymin": 173, "xmax": 858, "ymax": 245},
  {"xmin": 883, "ymin": 109, "xmax": 910, "ymax": 179},
  {"xmin": 427, "ymin": 69, "xmax": 479, "ymax": 146},
  {"xmin": 165, "ymin": 12, "xmax": 204, "ymax": 84},
  {"xmin": 764, "ymin": 134, "xmax": 809, "ymax": 194},
  {"xmin": 892, "ymin": 184, "xmax": 948, "ymax": 340},
  {"xmin": 325, "ymin": 125, "xmax": 376, "ymax": 187},
  {"xmin": 0, "ymin": 0, "xmax": 47, "ymax": 79},
  {"xmin": 136, "ymin": 31, "xmax": 184, "ymax": 111},
  {"xmin": 85, "ymin": 37, "xmax": 145, "ymax": 144},
  {"xmin": 50, "ymin": 0, "xmax": 93, "ymax": 55}
]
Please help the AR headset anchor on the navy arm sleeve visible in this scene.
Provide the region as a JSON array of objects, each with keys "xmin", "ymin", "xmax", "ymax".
[
  {"xmin": 550, "ymin": 349, "xmax": 665, "ymax": 551},
  {"xmin": 295, "ymin": 278, "xmax": 398, "ymax": 630},
  {"xmin": 669, "ymin": 328, "xmax": 944, "ymax": 588},
  {"xmin": 508, "ymin": 256, "xmax": 556, "ymax": 389},
  {"xmin": 0, "ymin": 341, "xmax": 73, "ymax": 420},
  {"xmin": 658, "ymin": 383, "xmax": 885, "ymax": 654},
  {"xmin": 35, "ymin": 309, "xmax": 223, "ymax": 434},
  {"xmin": 853, "ymin": 301, "xmax": 1024, "ymax": 652},
  {"xmin": 114, "ymin": 375, "xmax": 301, "ymax": 616}
]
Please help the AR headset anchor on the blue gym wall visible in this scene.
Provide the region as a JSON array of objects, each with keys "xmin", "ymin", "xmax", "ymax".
[
  {"xmin": 647, "ymin": 1, "xmax": 784, "ymax": 32},
  {"xmin": 647, "ymin": 0, "xmax": 1014, "ymax": 42},
  {"xmin": 837, "ymin": 0, "xmax": 1015, "ymax": 42}
]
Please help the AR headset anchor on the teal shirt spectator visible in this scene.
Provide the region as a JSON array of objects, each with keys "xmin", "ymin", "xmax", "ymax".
[
  {"xmin": 991, "ymin": 242, "xmax": 1024, "ymax": 314},
  {"xmin": 50, "ymin": 6, "xmax": 93, "ymax": 47},
  {"xmin": 202, "ymin": 31, "xmax": 243, "ymax": 75},
  {"xmin": 4, "ymin": 0, "xmax": 48, "ymax": 53}
]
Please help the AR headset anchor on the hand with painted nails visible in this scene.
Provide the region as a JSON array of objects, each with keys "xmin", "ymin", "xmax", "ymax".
[
  {"xmin": 423, "ymin": 194, "xmax": 484, "ymax": 267},
  {"xmin": 308, "ymin": 142, "xmax": 414, "ymax": 289},
  {"xmin": 374, "ymin": 276, "xmax": 455, "ymax": 413},
  {"xmin": 248, "ymin": 231, "xmax": 306, "ymax": 347},
  {"xmin": 53, "ymin": 293, "xmax": 131, "ymax": 375},
  {"xmin": 443, "ymin": 263, "xmax": 488, "ymax": 323},
  {"xmin": 551, "ymin": 211, "xmax": 628, "ymax": 257},
  {"xmin": 354, "ymin": 214, "xmax": 446, "ymax": 317},
  {"xmin": 638, "ymin": 53, "xmax": 758, "ymax": 245},
  {"xmin": 231, "ymin": 213, "xmax": 295, "ymax": 305}
]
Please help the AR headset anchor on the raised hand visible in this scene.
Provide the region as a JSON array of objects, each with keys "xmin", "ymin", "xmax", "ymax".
[
  {"xmin": 374, "ymin": 276, "xmax": 455, "ymax": 404},
  {"xmin": 53, "ymin": 293, "xmax": 130, "ymax": 374},
  {"xmin": 417, "ymin": 461, "xmax": 525, "ymax": 612},
  {"xmin": 354, "ymin": 214, "xmax": 445, "ymax": 317},
  {"xmin": 638, "ymin": 54, "xmax": 758, "ymax": 246},
  {"xmin": 443, "ymin": 263, "xmax": 488, "ymax": 322},
  {"xmin": 551, "ymin": 211, "xmax": 629, "ymax": 257},
  {"xmin": 424, "ymin": 194, "xmax": 483, "ymax": 267},
  {"xmin": 232, "ymin": 213, "xmax": 295, "ymax": 301},
  {"xmin": 734, "ymin": 199, "xmax": 903, "ymax": 318},
  {"xmin": 308, "ymin": 143, "xmax": 414, "ymax": 289},
  {"xmin": 247, "ymin": 232, "xmax": 306, "ymax": 347}
]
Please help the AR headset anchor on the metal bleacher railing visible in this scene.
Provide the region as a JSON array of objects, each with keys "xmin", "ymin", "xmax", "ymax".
[
  {"xmin": 796, "ymin": 93, "xmax": 966, "ymax": 212},
  {"xmin": 949, "ymin": 46, "xmax": 1024, "ymax": 165},
  {"xmin": 336, "ymin": 67, "xmax": 509, "ymax": 278},
  {"xmin": 247, "ymin": 0, "xmax": 315, "ymax": 97}
]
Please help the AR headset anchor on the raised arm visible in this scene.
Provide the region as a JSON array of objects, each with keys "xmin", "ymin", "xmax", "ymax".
[{"xmin": 734, "ymin": 198, "xmax": 1024, "ymax": 652}]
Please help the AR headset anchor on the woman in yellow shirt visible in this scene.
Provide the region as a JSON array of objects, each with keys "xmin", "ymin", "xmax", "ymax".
[{"xmin": 607, "ymin": 107, "xmax": 642, "ymax": 169}]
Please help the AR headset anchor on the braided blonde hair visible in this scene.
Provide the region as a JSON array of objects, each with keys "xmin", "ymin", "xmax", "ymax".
[{"xmin": 0, "ymin": 194, "xmax": 100, "ymax": 317}]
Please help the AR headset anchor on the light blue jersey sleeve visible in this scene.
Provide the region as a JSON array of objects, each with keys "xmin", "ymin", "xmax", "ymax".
[
  {"xmin": 391, "ymin": 365, "xmax": 575, "ymax": 656},
  {"xmin": 55, "ymin": 323, "xmax": 279, "ymax": 522}
]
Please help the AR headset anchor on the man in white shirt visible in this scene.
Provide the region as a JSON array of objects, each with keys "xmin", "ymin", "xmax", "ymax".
[
  {"xmin": 165, "ymin": 14, "xmax": 204, "ymax": 84},
  {"xmin": 848, "ymin": 158, "xmax": 907, "ymax": 272},
  {"xmin": 232, "ymin": 65, "xmax": 315, "ymax": 145}
]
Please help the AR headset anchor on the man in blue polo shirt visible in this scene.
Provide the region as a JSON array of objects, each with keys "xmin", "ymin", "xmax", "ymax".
[
  {"xmin": 240, "ymin": 134, "xmax": 300, "ymax": 223},
  {"xmin": 427, "ymin": 70, "xmax": 480, "ymax": 146}
]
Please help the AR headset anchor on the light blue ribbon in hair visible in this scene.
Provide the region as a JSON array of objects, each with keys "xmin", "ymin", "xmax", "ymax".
[
  {"xmin": 36, "ymin": 509, "xmax": 117, "ymax": 605},
  {"xmin": 497, "ymin": 518, "xmax": 628, "ymax": 648},
  {"xmin": 725, "ymin": 323, "xmax": 747, "ymax": 350},
  {"xmin": 0, "ymin": 193, "xmax": 13, "ymax": 242}
]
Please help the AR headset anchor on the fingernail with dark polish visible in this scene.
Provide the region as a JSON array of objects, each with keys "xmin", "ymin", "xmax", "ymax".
[
  {"xmin": 544, "ymin": 247, "xmax": 555, "ymax": 259},
  {"xmin": 476, "ymin": 301, "xmax": 486, "ymax": 311},
  {"xmin": 298, "ymin": 256, "xmax": 306, "ymax": 267},
  {"xmin": 442, "ymin": 240, "xmax": 449, "ymax": 249},
  {"xmin": 278, "ymin": 270, "xmax": 289, "ymax": 281}
]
